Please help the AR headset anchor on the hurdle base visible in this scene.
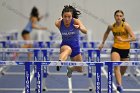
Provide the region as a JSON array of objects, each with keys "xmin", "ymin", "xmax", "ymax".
[
  {"xmin": 0, "ymin": 88, "xmax": 140, "ymax": 92},
  {"xmin": 0, "ymin": 88, "xmax": 93, "ymax": 92}
]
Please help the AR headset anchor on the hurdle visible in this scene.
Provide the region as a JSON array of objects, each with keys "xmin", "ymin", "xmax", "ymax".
[
  {"xmin": 0, "ymin": 40, "xmax": 139, "ymax": 49},
  {"xmin": 105, "ymin": 61, "xmax": 140, "ymax": 93},
  {"xmin": 0, "ymin": 47, "xmax": 52, "ymax": 92},
  {"xmin": 0, "ymin": 47, "xmax": 113, "ymax": 92},
  {"xmin": 0, "ymin": 41, "xmax": 139, "ymax": 91},
  {"xmin": 34, "ymin": 48, "xmax": 101, "ymax": 93},
  {"xmin": 0, "ymin": 30, "xmax": 18, "ymax": 40},
  {"xmin": 0, "ymin": 41, "xmax": 52, "ymax": 76},
  {"xmin": 30, "ymin": 45, "xmax": 102, "ymax": 92},
  {"xmin": 1, "ymin": 60, "xmax": 140, "ymax": 93},
  {"xmin": 0, "ymin": 60, "xmax": 104, "ymax": 93},
  {"xmin": 43, "ymin": 48, "xmax": 101, "ymax": 92},
  {"xmin": 82, "ymin": 40, "xmax": 140, "ymax": 76},
  {"xmin": 0, "ymin": 48, "xmax": 102, "ymax": 92}
]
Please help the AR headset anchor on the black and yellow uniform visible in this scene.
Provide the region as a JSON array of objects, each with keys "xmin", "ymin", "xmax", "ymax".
[{"xmin": 111, "ymin": 21, "xmax": 130, "ymax": 58}]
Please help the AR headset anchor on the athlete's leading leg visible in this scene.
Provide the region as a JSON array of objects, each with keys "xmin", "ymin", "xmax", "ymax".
[{"xmin": 56, "ymin": 45, "xmax": 72, "ymax": 71}]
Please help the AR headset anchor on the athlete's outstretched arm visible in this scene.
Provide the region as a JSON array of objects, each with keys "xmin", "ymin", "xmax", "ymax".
[
  {"xmin": 74, "ymin": 19, "xmax": 87, "ymax": 34},
  {"xmin": 31, "ymin": 17, "xmax": 47, "ymax": 30},
  {"xmin": 98, "ymin": 25, "xmax": 112, "ymax": 50}
]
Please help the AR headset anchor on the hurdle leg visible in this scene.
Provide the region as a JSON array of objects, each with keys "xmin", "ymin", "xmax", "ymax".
[
  {"xmin": 25, "ymin": 62, "xmax": 31, "ymax": 93},
  {"xmin": 95, "ymin": 63, "xmax": 102, "ymax": 93},
  {"xmin": 134, "ymin": 50, "xmax": 139, "ymax": 76},
  {"xmin": 2, "ymin": 42, "xmax": 6, "ymax": 61},
  {"xmin": 42, "ymin": 50, "xmax": 48, "ymax": 77},
  {"xmin": 106, "ymin": 62, "xmax": 113, "ymax": 93},
  {"xmin": 96, "ymin": 50, "xmax": 100, "ymax": 62},
  {"xmin": 0, "ymin": 42, "xmax": 9, "ymax": 75},
  {"xmin": 87, "ymin": 49, "xmax": 100, "ymax": 76},
  {"xmin": 88, "ymin": 50, "xmax": 93, "ymax": 78},
  {"xmin": 34, "ymin": 49, "xmax": 40, "ymax": 77},
  {"xmin": 88, "ymin": 49, "xmax": 101, "ymax": 92},
  {"xmin": 42, "ymin": 49, "xmax": 48, "ymax": 91},
  {"xmin": 35, "ymin": 62, "xmax": 42, "ymax": 93},
  {"xmin": 95, "ymin": 49, "xmax": 102, "ymax": 93}
]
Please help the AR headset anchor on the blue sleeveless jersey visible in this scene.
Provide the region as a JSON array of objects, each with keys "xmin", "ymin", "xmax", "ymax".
[
  {"xmin": 24, "ymin": 21, "xmax": 32, "ymax": 32},
  {"xmin": 60, "ymin": 19, "xmax": 80, "ymax": 47}
]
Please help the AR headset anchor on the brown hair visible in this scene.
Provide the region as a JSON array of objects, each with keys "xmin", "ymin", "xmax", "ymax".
[
  {"xmin": 61, "ymin": 5, "xmax": 81, "ymax": 19},
  {"xmin": 114, "ymin": 10, "xmax": 125, "ymax": 22}
]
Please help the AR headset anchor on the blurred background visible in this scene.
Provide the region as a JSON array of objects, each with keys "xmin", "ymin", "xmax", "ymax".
[{"xmin": 0, "ymin": 0, "xmax": 140, "ymax": 41}]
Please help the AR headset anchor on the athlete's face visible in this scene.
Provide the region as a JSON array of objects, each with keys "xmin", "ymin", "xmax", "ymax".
[
  {"xmin": 114, "ymin": 12, "xmax": 124, "ymax": 23},
  {"xmin": 62, "ymin": 12, "xmax": 72, "ymax": 25}
]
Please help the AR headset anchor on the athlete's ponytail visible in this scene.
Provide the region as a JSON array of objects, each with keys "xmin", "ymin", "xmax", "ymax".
[
  {"xmin": 122, "ymin": 18, "xmax": 125, "ymax": 22},
  {"xmin": 30, "ymin": 6, "xmax": 39, "ymax": 21},
  {"xmin": 62, "ymin": 5, "xmax": 81, "ymax": 19}
]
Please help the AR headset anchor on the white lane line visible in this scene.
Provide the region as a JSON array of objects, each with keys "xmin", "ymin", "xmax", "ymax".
[{"xmin": 68, "ymin": 78, "xmax": 73, "ymax": 93}]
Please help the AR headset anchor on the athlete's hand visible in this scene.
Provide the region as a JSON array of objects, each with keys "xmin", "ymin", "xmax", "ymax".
[
  {"xmin": 116, "ymin": 36, "xmax": 124, "ymax": 42},
  {"xmin": 98, "ymin": 43, "xmax": 104, "ymax": 50},
  {"xmin": 41, "ymin": 27, "xmax": 48, "ymax": 30},
  {"xmin": 73, "ymin": 24, "xmax": 80, "ymax": 29},
  {"xmin": 58, "ymin": 17, "xmax": 63, "ymax": 20}
]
